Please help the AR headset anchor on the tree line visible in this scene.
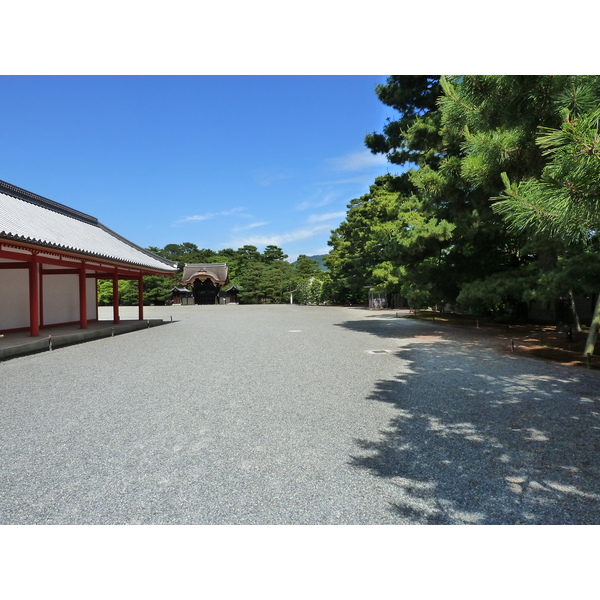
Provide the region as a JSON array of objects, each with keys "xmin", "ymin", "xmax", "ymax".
[
  {"xmin": 326, "ymin": 75, "xmax": 600, "ymax": 349},
  {"xmin": 98, "ymin": 244, "xmax": 325, "ymax": 306}
]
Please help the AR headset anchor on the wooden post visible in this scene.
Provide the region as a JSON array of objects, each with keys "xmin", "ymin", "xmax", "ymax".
[
  {"xmin": 29, "ymin": 254, "xmax": 40, "ymax": 337},
  {"xmin": 38, "ymin": 261, "xmax": 44, "ymax": 328},
  {"xmin": 79, "ymin": 264, "xmax": 88, "ymax": 329},
  {"xmin": 138, "ymin": 274, "xmax": 144, "ymax": 321},
  {"xmin": 113, "ymin": 270, "xmax": 120, "ymax": 324}
]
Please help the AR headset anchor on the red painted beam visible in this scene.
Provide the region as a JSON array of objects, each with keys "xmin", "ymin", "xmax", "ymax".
[{"xmin": 41, "ymin": 268, "xmax": 80, "ymax": 275}]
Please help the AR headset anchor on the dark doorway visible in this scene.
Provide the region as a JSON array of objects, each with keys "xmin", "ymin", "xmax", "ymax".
[{"xmin": 193, "ymin": 278, "xmax": 220, "ymax": 305}]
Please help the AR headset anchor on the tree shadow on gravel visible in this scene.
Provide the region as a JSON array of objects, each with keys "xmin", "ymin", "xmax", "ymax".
[{"xmin": 338, "ymin": 318, "xmax": 600, "ymax": 524}]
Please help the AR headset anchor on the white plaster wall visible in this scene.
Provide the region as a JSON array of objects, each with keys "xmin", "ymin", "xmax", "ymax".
[
  {"xmin": 1, "ymin": 270, "xmax": 98, "ymax": 330},
  {"xmin": 0, "ymin": 269, "xmax": 30, "ymax": 329},
  {"xmin": 43, "ymin": 273, "xmax": 79, "ymax": 325}
]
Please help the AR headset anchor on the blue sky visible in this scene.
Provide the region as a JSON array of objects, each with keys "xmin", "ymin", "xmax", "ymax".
[{"xmin": 0, "ymin": 75, "xmax": 402, "ymax": 262}]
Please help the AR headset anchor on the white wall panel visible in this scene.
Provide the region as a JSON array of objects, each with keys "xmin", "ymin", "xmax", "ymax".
[
  {"xmin": 43, "ymin": 273, "xmax": 78, "ymax": 325},
  {"xmin": 0, "ymin": 269, "xmax": 29, "ymax": 329}
]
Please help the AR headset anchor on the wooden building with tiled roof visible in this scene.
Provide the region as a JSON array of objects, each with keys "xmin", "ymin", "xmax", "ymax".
[{"xmin": 0, "ymin": 179, "xmax": 177, "ymax": 337}]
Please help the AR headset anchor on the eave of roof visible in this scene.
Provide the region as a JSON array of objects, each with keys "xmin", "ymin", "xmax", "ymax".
[{"xmin": 0, "ymin": 180, "xmax": 177, "ymax": 273}]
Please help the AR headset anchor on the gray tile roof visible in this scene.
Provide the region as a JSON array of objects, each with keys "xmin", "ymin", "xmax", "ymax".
[{"xmin": 0, "ymin": 180, "xmax": 177, "ymax": 273}]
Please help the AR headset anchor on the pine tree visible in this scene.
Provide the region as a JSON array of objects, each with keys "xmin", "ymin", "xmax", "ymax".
[{"xmin": 491, "ymin": 77, "xmax": 600, "ymax": 352}]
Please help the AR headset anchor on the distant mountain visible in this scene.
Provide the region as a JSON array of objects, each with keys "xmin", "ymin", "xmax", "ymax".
[
  {"xmin": 292, "ymin": 254, "xmax": 329, "ymax": 270},
  {"xmin": 309, "ymin": 255, "xmax": 328, "ymax": 270}
]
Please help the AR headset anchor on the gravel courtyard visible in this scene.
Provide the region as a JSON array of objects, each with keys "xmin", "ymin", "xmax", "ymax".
[{"xmin": 1, "ymin": 304, "xmax": 600, "ymax": 524}]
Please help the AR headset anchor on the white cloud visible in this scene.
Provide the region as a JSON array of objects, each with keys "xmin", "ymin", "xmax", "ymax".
[
  {"xmin": 252, "ymin": 166, "xmax": 295, "ymax": 187},
  {"xmin": 228, "ymin": 224, "xmax": 332, "ymax": 249},
  {"xmin": 307, "ymin": 211, "xmax": 346, "ymax": 223},
  {"xmin": 231, "ymin": 221, "xmax": 268, "ymax": 232},
  {"xmin": 296, "ymin": 191, "xmax": 337, "ymax": 211},
  {"xmin": 316, "ymin": 175, "xmax": 377, "ymax": 186},
  {"xmin": 174, "ymin": 207, "xmax": 245, "ymax": 225},
  {"xmin": 326, "ymin": 149, "xmax": 388, "ymax": 173}
]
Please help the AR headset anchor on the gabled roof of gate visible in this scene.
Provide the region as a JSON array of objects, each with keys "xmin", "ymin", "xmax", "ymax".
[
  {"xmin": 0, "ymin": 180, "xmax": 177, "ymax": 273},
  {"xmin": 181, "ymin": 263, "xmax": 228, "ymax": 285}
]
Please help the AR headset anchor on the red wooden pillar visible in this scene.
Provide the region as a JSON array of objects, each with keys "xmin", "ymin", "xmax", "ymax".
[
  {"xmin": 79, "ymin": 264, "xmax": 88, "ymax": 329},
  {"xmin": 138, "ymin": 274, "xmax": 144, "ymax": 321},
  {"xmin": 29, "ymin": 253, "xmax": 40, "ymax": 337},
  {"xmin": 38, "ymin": 263, "xmax": 44, "ymax": 327},
  {"xmin": 94, "ymin": 276, "xmax": 99, "ymax": 322},
  {"xmin": 113, "ymin": 270, "xmax": 120, "ymax": 324}
]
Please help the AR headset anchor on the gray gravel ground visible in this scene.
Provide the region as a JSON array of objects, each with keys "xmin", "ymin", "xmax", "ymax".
[{"xmin": 1, "ymin": 304, "xmax": 600, "ymax": 524}]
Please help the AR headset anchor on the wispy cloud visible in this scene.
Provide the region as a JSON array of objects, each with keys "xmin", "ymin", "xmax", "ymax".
[
  {"xmin": 326, "ymin": 149, "xmax": 388, "ymax": 173},
  {"xmin": 252, "ymin": 166, "xmax": 295, "ymax": 187},
  {"xmin": 228, "ymin": 224, "xmax": 333, "ymax": 249},
  {"xmin": 174, "ymin": 207, "xmax": 245, "ymax": 225},
  {"xmin": 316, "ymin": 175, "xmax": 379, "ymax": 186},
  {"xmin": 296, "ymin": 191, "xmax": 338, "ymax": 211},
  {"xmin": 307, "ymin": 211, "xmax": 346, "ymax": 223},
  {"xmin": 231, "ymin": 221, "xmax": 268, "ymax": 232}
]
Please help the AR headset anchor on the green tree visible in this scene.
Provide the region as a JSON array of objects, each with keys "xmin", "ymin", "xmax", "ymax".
[
  {"xmin": 263, "ymin": 245, "xmax": 288, "ymax": 262},
  {"xmin": 236, "ymin": 259, "xmax": 265, "ymax": 303},
  {"xmin": 118, "ymin": 279, "xmax": 139, "ymax": 305},
  {"xmin": 326, "ymin": 176, "xmax": 406, "ymax": 305},
  {"xmin": 326, "ymin": 170, "xmax": 456, "ymax": 308},
  {"xmin": 143, "ymin": 275, "xmax": 174, "ymax": 305},
  {"xmin": 97, "ymin": 279, "xmax": 113, "ymax": 306},
  {"xmin": 237, "ymin": 245, "xmax": 262, "ymax": 262},
  {"xmin": 295, "ymin": 276, "xmax": 325, "ymax": 305},
  {"xmin": 365, "ymin": 75, "xmax": 442, "ymax": 167},
  {"xmin": 490, "ymin": 79, "xmax": 600, "ymax": 352},
  {"xmin": 97, "ymin": 279, "xmax": 138, "ymax": 306},
  {"xmin": 294, "ymin": 254, "xmax": 321, "ymax": 279},
  {"xmin": 227, "ymin": 245, "xmax": 294, "ymax": 303},
  {"xmin": 261, "ymin": 259, "xmax": 294, "ymax": 303},
  {"xmin": 359, "ymin": 76, "xmax": 514, "ymax": 310},
  {"xmin": 330, "ymin": 75, "xmax": 583, "ymax": 317},
  {"xmin": 410, "ymin": 75, "xmax": 597, "ymax": 320}
]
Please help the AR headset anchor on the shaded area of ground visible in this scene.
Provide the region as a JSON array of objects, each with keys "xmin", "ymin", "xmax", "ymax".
[
  {"xmin": 337, "ymin": 314, "xmax": 600, "ymax": 524},
  {"xmin": 404, "ymin": 311, "xmax": 600, "ymax": 370}
]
